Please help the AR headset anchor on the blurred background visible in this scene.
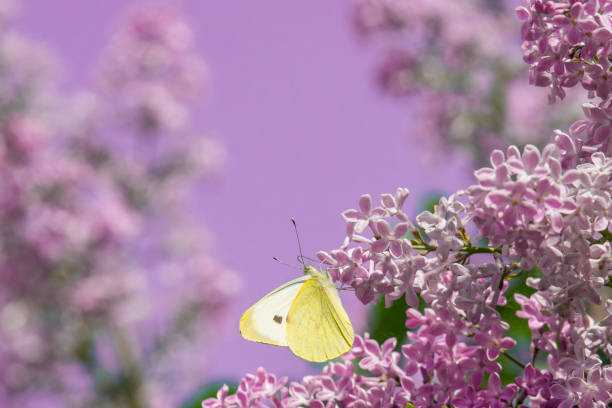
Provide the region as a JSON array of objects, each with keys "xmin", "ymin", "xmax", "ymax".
[{"xmin": 0, "ymin": 0, "xmax": 578, "ymax": 407}]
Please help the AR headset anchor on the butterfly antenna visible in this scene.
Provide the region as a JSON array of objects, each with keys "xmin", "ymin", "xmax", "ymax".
[
  {"xmin": 291, "ymin": 218, "xmax": 306, "ymax": 266},
  {"xmin": 273, "ymin": 256, "xmax": 301, "ymax": 271}
]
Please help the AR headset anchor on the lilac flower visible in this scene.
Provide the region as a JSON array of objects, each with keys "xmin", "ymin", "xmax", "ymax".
[
  {"xmin": 316, "ymin": 361, "xmax": 358, "ymax": 402},
  {"xmin": 369, "ymin": 219, "xmax": 409, "ymax": 255},
  {"xmin": 0, "ymin": 3, "xmax": 239, "ymax": 406},
  {"xmin": 515, "ymin": 363, "xmax": 553, "ymax": 398},
  {"xmin": 550, "ymin": 368, "xmax": 612, "ymax": 408},
  {"xmin": 353, "ymin": 261, "xmax": 394, "ymax": 304},
  {"xmin": 5, "ymin": 0, "xmax": 607, "ymax": 406},
  {"xmin": 264, "ymin": 137, "xmax": 607, "ymax": 408},
  {"xmin": 520, "ymin": 0, "xmax": 612, "ymax": 105},
  {"xmin": 317, "ymin": 247, "xmax": 369, "ymax": 285},
  {"xmin": 205, "ymin": 1, "xmax": 612, "ymax": 406},
  {"xmin": 352, "ymin": 0, "xmax": 582, "ymax": 166},
  {"xmin": 342, "ymin": 194, "xmax": 388, "ymax": 246},
  {"xmin": 515, "ymin": 293, "xmax": 552, "ymax": 330},
  {"xmin": 203, "ymin": 337, "xmax": 414, "ymax": 407},
  {"xmin": 234, "ymin": 367, "xmax": 288, "ymax": 408},
  {"xmin": 354, "ymin": 335, "xmax": 400, "ymax": 375},
  {"xmin": 285, "ymin": 380, "xmax": 323, "ymax": 408},
  {"xmin": 474, "ymin": 322, "xmax": 516, "ymax": 361},
  {"xmin": 416, "ymin": 195, "xmax": 465, "ymax": 261},
  {"xmin": 476, "ymin": 373, "xmax": 519, "ymax": 407},
  {"xmin": 459, "ymin": 348, "xmax": 501, "ymax": 389},
  {"xmin": 97, "ymin": 4, "xmax": 207, "ymax": 135}
]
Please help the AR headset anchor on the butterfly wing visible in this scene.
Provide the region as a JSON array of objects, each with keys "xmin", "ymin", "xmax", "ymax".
[
  {"xmin": 286, "ymin": 277, "xmax": 354, "ymax": 362},
  {"xmin": 240, "ymin": 275, "xmax": 310, "ymax": 346}
]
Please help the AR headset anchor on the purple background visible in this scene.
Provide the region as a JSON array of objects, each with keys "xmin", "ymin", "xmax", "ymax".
[{"xmin": 17, "ymin": 0, "xmax": 471, "ymax": 382}]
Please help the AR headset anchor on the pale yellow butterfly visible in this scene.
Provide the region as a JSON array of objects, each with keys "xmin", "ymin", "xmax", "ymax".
[{"xmin": 240, "ymin": 264, "xmax": 354, "ymax": 362}]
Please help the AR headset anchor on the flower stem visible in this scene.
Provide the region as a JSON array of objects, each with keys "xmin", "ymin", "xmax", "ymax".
[
  {"xmin": 411, "ymin": 243, "xmax": 501, "ymax": 256},
  {"xmin": 500, "ymin": 350, "xmax": 525, "ymax": 369},
  {"xmin": 462, "ymin": 245, "xmax": 502, "ymax": 254}
]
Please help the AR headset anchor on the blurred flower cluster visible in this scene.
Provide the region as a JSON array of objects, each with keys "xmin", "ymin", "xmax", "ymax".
[
  {"xmin": 204, "ymin": 1, "xmax": 611, "ymax": 406},
  {"xmin": 0, "ymin": 2, "xmax": 239, "ymax": 407},
  {"xmin": 351, "ymin": 0, "xmax": 583, "ymax": 166}
]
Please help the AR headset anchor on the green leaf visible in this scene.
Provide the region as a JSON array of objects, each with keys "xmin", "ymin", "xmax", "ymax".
[{"xmin": 367, "ymin": 295, "xmax": 409, "ymax": 351}]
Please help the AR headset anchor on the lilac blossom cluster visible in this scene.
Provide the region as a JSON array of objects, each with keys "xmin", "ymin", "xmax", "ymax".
[
  {"xmin": 518, "ymin": 0, "xmax": 612, "ymax": 101},
  {"xmin": 0, "ymin": 3, "xmax": 238, "ymax": 407},
  {"xmin": 205, "ymin": 165, "xmax": 610, "ymax": 406},
  {"xmin": 518, "ymin": 0, "xmax": 612, "ymax": 157},
  {"xmin": 351, "ymin": 0, "xmax": 583, "ymax": 166},
  {"xmin": 204, "ymin": 2, "xmax": 611, "ymax": 407}
]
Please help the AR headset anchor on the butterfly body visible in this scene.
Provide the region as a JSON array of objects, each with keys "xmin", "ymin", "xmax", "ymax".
[{"xmin": 240, "ymin": 265, "xmax": 354, "ymax": 362}]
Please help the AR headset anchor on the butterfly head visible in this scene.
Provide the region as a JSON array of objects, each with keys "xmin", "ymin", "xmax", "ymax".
[
  {"xmin": 303, "ymin": 265, "xmax": 318, "ymax": 276},
  {"xmin": 304, "ymin": 265, "xmax": 337, "ymax": 288}
]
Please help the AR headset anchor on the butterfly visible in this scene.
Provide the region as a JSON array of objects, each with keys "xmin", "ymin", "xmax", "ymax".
[{"xmin": 240, "ymin": 264, "xmax": 354, "ymax": 362}]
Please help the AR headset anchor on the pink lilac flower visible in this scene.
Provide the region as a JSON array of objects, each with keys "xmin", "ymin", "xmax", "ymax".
[
  {"xmin": 476, "ymin": 373, "xmax": 519, "ymax": 407},
  {"xmin": 216, "ymin": 132, "xmax": 611, "ymax": 406},
  {"xmin": 515, "ymin": 363, "xmax": 553, "ymax": 399},
  {"xmin": 353, "ymin": 335, "xmax": 400, "ymax": 375},
  {"xmin": 352, "ymin": 0, "xmax": 582, "ymax": 166},
  {"xmin": 461, "ymin": 348, "xmax": 503, "ymax": 389},
  {"xmin": 201, "ymin": 384, "xmax": 231, "ymax": 408},
  {"xmin": 415, "ymin": 195, "xmax": 465, "ymax": 261},
  {"xmin": 474, "ymin": 321, "xmax": 517, "ymax": 361},
  {"xmin": 97, "ymin": 4, "xmax": 207, "ymax": 135},
  {"xmin": 550, "ymin": 368, "xmax": 612, "ymax": 408},
  {"xmin": 203, "ymin": 1, "xmax": 612, "ymax": 407},
  {"xmin": 0, "ymin": 3, "xmax": 239, "ymax": 407},
  {"xmin": 203, "ymin": 336, "xmax": 412, "ymax": 408},
  {"xmin": 519, "ymin": 0, "xmax": 612, "ymax": 116},
  {"xmin": 515, "ymin": 293, "xmax": 553, "ymax": 330}
]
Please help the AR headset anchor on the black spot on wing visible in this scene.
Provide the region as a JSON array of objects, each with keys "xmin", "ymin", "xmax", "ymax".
[{"xmin": 273, "ymin": 315, "xmax": 283, "ymax": 324}]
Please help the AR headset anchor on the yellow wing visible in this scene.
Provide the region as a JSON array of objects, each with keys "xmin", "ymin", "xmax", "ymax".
[
  {"xmin": 240, "ymin": 276, "xmax": 309, "ymax": 346},
  {"xmin": 286, "ymin": 277, "xmax": 354, "ymax": 362}
]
